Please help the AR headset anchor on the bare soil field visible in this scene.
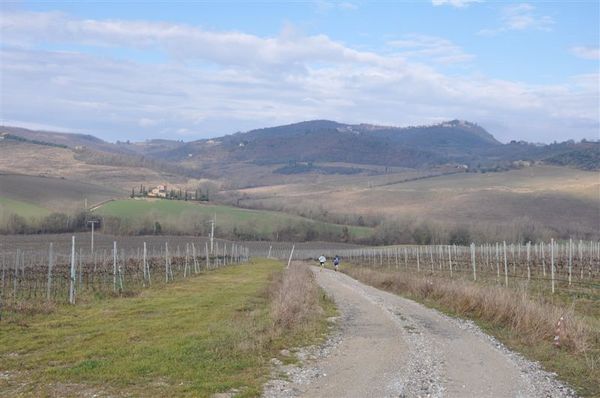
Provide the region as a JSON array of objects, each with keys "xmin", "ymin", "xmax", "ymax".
[
  {"xmin": 0, "ymin": 233, "xmax": 361, "ymax": 256},
  {"xmin": 0, "ymin": 174, "xmax": 123, "ymax": 212},
  {"xmin": 0, "ymin": 141, "xmax": 192, "ymax": 191},
  {"xmin": 0, "ymin": 233, "xmax": 215, "ymax": 254}
]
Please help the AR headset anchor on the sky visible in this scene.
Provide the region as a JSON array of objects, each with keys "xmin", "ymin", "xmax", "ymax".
[{"xmin": 0, "ymin": 1, "xmax": 599, "ymax": 143}]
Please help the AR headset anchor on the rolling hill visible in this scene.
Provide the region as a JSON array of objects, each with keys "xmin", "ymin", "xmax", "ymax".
[
  {"xmin": 0, "ymin": 139, "xmax": 199, "ymax": 192},
  {"xmin": 0, "ymin": 173, "xmax": 123, "ymax": 213},
  {"xmin": 1, "ymin": 121, "xmax": 598, "ymax": 241},
  {"xmin": 3, "ymin": 121, "xmax": 598, "ymax": 176},
  {"xmin": 106, "ymin": 119, "xmax": 597, "ymax": 175},
  {"xmin": 233, "ymin": 165, "xmax": 600, "ymax": 240},
  {"xmin": 146, "ymin": 119, "xmax": 504, "ymax": 169},
  {"xmin": 0, "ymin": 126, "xmax": 130, "ymax": 154}
]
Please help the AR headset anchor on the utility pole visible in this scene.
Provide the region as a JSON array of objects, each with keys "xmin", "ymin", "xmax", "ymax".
[{"xmin": 87, "ymin": 220, "xmax": 100, "ymax": 255}]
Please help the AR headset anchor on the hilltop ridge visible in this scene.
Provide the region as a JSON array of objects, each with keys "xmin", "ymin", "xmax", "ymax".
[{"xmin": 2, "ymin": 120, "xmax": 597, "ymax": 174}]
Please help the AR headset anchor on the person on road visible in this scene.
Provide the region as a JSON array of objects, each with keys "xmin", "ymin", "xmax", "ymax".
[
  {"xmin": 318, "ymin": 255, "xmax": 326, "ymax": 271},
  {"xmin": 333, "ymin": 255, "xmax": 340, "ymax": 271}
]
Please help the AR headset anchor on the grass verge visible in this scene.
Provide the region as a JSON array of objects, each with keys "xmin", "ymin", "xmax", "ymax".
[
  {"xmin": 343, "ymin": 265, "xmax": 599, "ymax": 397},
  {"xmin": 0, "ymin": 259, "xmax": 334, "ymax": 397}
]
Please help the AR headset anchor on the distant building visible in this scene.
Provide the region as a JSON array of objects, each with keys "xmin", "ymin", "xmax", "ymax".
[
  {"xmin": 148, "ymin": 184, "xmax": 167, "ymax": 198},
  {"xmin": 512, "ymin": 160, "xmax": 532, "ymax": 168}
]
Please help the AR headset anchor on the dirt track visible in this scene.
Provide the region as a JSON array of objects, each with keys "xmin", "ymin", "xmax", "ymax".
[{"xmin": 263, "ymin": 266, "xmax": 577, "ymax": 398}]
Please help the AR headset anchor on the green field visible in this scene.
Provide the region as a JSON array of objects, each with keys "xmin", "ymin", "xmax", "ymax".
[
  {"xmin": 0, "ymin": 195, "xmax": 51, "ymax": 218},
  {"xmin": 0, "ymin": 260, "xmax": 331, "ymax": 397},
  {"xmin": 96, "ymin": 198, "xmax": 373, "ymax": 239}
]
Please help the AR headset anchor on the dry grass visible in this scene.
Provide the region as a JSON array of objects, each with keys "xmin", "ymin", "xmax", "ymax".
[
  {"xmin": 346, "ymin": 267, "xmax": 592, "ymax": 352},
  {"xmin": 1, "ymin": 300, "xmax": 57, "ymax": 319},
  {"xmin": 234, "ymin": 166, "xmax": 600, "ymax": 238},
  {"xmin": 269, "ymin": 263, "xmax": 325, "ymax": 335}
]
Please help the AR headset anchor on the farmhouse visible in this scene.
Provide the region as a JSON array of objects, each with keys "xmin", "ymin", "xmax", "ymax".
[{"xmin": 148, "ymin": 184, "xmax": 167, "ymax": 198}]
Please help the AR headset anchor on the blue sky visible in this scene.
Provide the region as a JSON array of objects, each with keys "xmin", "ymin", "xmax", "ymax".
[{"xmin": 1, "ymin": 0, "xmax": 598, "ymax": 143}]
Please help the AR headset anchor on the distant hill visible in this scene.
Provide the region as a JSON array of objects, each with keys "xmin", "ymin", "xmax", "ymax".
[
  {"xmin": 543, "ymin": 143, "xmax": 600, "ymax": 170},
  {"xmin": 116, "ymin": 138, "xmax": 187, "ymax": 156},
  {"xmin": 149, "ymin": 119, "xmax": 505, "ymax": 169},
  {"xmin": 1, "ymin": 122, "xmax": 597, "ymax": 241},
  {"xmin": 2, "ymin": 120, "xmax": 598, "ymax": 175}
]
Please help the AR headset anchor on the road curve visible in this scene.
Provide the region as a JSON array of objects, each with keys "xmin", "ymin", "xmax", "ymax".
[{"xmin": 263, "ymin": 266, "xmax": 577, "ymax": 398}]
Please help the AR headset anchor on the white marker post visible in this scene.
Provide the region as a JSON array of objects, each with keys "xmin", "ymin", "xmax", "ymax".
[
  {"xmin": 165, "ymin": 242, "xmax": 169, "ymax": 283},
  {"xmin": 551, "ymin": 239, "xmax": 555, "ymax": 294},
  {"xmin": 47, "ymin": 243, "xmax": 53, "ymax": 301},
  {"xmin": 471, "ymin": 243, "xmax": 476, "ymax": 281},
  {"xmin": 69, "ymin": 236, "xmax": 76, "ymax": 304},
  {"xmin": 287, "ymin": 245, "xmax": 295, "ymax": 269},
  {"xmin": 143, "ymin": 242, "xmax": 148, "ymax": 287},
  {"xmin": 113, "ymin": 241, "xmax": 117, "ymax": 292},
  {"xmin": 503, "ymin": 241, "xmax": 508, "ymax": 287},
  {"xmin": 448, "ymin": 245, "xmax": 452, "ymax": 278},
  {"xmin": 526, "ymin": 241, "xmax": 531, "ymax": 282}
]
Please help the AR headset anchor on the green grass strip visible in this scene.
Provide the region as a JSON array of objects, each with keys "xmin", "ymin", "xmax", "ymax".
[{"xmin": 0, "ymin": 260, "xmax": 309, "ymax": 397}]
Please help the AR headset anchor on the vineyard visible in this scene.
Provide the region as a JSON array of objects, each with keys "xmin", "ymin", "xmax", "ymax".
[
  {"xmin": 0, "ymin": 233, "xmax": 249, "ymax": 309},
  {"xmin": 262, "ymin": 240, "xmax": 600, "ymax": 297},
  {"xmin": 2, "ymin": 233, "xmax": 599, "ymax": 312}
]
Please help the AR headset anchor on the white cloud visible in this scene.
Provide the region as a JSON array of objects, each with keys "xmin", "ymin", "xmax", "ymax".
[
  {"xmin": 0, "ymin": 11, "xmax": 391, "ymax": 70},
  {"xmin": 570, "ymin": 46, "xmax": 600, "ymax": 60},
  {"xmin": 388, "ymin": 34, "xmax": 474, "ymax": 64},
  {"xmin": 313, "ymin": 1, "xmax": 359, "ymax": 13},
  {"xmin": 431, "ymin": 0, "xmax": 481, "ymax": 8},
  {"xmin": 0, "ymin": 119, "xmax": 84, "ymax": 134},
  {"xmin": 138, "ymin": 118, "xmax": 161, "ymax": 127},
  {"xmin": 479, "ymin": 3, "xmax": 554, "ymax": 36},
  {"xmin": 338, "ymin": 2, "xmax": 358, "ymax": 11},
  {"xmin": 0, "ymin": 11, "xmax": 597, "ymax": 143},
  {"xmin": 502, "ymin": 3, "xmax": 554, "ymax": 30}
]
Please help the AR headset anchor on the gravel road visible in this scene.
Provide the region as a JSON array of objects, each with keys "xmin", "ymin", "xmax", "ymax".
[{"xmin": 263, "ymin": 266, "xmax": 577, "ymax": 398}]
